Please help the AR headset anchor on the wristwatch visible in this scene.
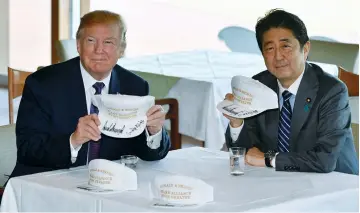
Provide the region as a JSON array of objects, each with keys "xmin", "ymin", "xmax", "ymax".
[{"xmin": 264, "ymin": 150, "xmax": 276, "ymax": 168}]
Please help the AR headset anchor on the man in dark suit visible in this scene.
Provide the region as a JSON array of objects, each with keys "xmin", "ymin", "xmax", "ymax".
[
  {"xmin": 224, "ymin": 9, "xmax": 358, "ymax": 175},
  {"xmin": 9, "ymin": 10, "xmax": 171, "ymax": 179}
]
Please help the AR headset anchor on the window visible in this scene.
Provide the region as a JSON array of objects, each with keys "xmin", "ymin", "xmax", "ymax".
[
  {"xmin": 85, "ymin": 0, "xmax": 358, "ymax": 57},
  {"xmin": 9, "ymin": 0, "xmax": 51, "ymax": 71}
]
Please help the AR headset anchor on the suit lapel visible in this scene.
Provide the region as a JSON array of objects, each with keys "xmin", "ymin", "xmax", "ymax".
[
  {"xmin": 265, "ymin": 75, "xmax": 280, "ymax": 150},
  {"xmin": 108, "ymin": 66, "xmax": 122, "ymax": 94},
  {"xmin": 290, "ymin": 63, "xmax": 319, "ymax": 149},
  {"xmin": 69, "ymin": 57, "xmax": 88, "ymax": 117}
]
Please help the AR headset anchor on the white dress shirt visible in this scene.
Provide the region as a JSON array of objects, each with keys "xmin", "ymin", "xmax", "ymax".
[
  {"xmin": 229, "ymin": 68, "xmax": 305, "ymax": 167},
  {"xmin": 70, "ymin": 62, "xmax": 163, "ymax": 163}
]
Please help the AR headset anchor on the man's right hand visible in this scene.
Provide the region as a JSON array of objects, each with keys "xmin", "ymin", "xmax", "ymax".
[
  {"xmin": 70, "ymin": 114, "xmax": 102, "ymax": 148},
  {"xmin": 223, "ymin": 93, "xmax": 244, "ymax": 128}
]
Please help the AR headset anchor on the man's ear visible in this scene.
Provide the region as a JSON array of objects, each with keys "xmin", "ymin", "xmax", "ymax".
[
  {"xmin": 118, "ymin": 42, "xmax": 126, "ymax": 59},
  {"xmin": 76, "ymin": 39, "xmax": 81, "ymax": 54},
  {"xmin": 303, "ymin": 41, "xmax": 311, "ymax": 60}
]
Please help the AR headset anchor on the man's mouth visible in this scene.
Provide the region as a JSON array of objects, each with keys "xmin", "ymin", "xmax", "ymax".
[
  {"xmin": 92, "ymin": 59, "xmax": 106, "ymax": 62},
  {"xmin": 275, "ymin": 64, "xmax": 288, "ymax": 68}
]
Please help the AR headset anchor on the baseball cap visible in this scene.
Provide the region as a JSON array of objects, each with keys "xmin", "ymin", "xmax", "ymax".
[
  {"xmin": 77, "ymin": 159, "xmax": 137, "ymax": 194},
  {"xmin": 217, "ymin": 75, "xmax": 278, "ymax": 118},
  {"xmin": 92, "ymin": 94, "xmax": 155, "ymax": 138},
  {"xmin": 150, "ymin": 175, "xmax": 213, "ymax": 207}
]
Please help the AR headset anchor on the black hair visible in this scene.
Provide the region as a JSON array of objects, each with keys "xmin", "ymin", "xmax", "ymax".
[{"xmin": 255, "ymin": 9, "xmax": 309, "ymax": 52}]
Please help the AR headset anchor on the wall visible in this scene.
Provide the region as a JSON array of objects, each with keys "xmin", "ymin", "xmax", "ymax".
[{"xmin": 9, "ymin": 0, "xmax": 51, "ymax": 72}]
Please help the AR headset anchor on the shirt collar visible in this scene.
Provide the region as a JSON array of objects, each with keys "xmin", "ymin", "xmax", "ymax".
[
  {"xmin": 277, "ymin": 66, "xmax": 306, "ymax": 96},
  {"xmin": 80, "ymin": 61, "xmax": 112, "ymax": 92}
]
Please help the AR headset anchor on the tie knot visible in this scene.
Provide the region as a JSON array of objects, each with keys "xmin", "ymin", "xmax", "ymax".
[
  {"xmin": 282, "ymin": 90, "xmax": 292, "ymax": 101},
  {"xmin": 93, "ymin": 82, "xmax": 105, "ymax": 94}
]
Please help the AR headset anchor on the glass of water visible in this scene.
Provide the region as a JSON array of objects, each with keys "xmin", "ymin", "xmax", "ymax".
[{"xmin": 229, "ymin": 147, "xmax": 246, "ymax": 176}]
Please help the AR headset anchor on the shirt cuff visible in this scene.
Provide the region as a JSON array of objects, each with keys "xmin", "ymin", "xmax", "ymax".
[
  {"xmin": 229, "ymin": 121, "xmax": 245, "ymax": 142},
  {"xmin": 145, "ymin": 128, "xmax": 162, "ymax": 149},
  {"xmin": 271, "ymin": 152, "xmax": 279, "ymax": 168},
  {"xmin": 70, "ymin": 133, "xmax": 82, "ymax": 163}
]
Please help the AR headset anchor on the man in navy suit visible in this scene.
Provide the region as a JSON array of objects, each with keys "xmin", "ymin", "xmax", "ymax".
[
  {"xmin": 9, "ymin": 10, "xmax": 171, "ymax": 179},
  {"xmin": 224, "ymin": 9, "xmax": 358, "ymax": 174}
]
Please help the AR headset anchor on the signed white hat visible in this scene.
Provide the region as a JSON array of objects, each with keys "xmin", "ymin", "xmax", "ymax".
[
  {"xmin": 92, "ymin": 94, "xmax": 154, "ymax": 138},
  {"xmin": 150, "ymin": 175, "xmax": 213, "ymax": 207},
  {"xmin": 77, "ymin": 159, "xmax": 137, "ymax": 194},
  {"xmin": 217, "ymin": 75, "xmax": 278, "ymax": 118}
]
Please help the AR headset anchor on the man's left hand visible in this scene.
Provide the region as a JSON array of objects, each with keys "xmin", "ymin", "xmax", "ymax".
[
  {"xmin": 245, "ymin": 147, "xmax": 266, "ymax": 167},
  {"xmin": 146, "ymin": 105, "xmax": 165, "ymax": 135}
]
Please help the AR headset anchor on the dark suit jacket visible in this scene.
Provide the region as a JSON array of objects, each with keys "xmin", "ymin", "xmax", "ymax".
[
  {"xmin": 10, "ymin": 57, "xmax": 171, "ymax": 178},
  {"xmin": 226, "ymin": 63, "xmax": 359, "ymax": 175}
]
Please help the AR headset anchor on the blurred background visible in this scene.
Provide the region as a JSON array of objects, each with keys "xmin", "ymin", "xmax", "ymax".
[{"xmin": 0, "ymin": 0, "xmax": 358, "ymax": 77}]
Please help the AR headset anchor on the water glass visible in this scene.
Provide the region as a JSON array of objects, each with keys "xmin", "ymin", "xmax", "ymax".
[{"xmin": 229, "ymin": 147, "xmax": 246, "ymax": 175}]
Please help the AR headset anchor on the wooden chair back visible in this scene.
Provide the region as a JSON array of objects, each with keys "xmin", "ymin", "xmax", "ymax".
[
  {"xmin": 155, "ymin": 98, "xmax": 181, "ymax": 150},
  {"xmin": 8, "ymin": 67, "xmax": 32, "ymax": 124},
  {"xmin": 338, "ymin": 66, "xmax": 359, "ymax": 96}
]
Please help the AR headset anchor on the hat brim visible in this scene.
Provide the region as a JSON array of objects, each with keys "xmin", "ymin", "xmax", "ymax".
[
  {"xmin": 76, "ymin": 183, "xmax": 124, "ymax": 194},
  {"xmin": 98, "ymin": 114, "xmax": 147, "ymax": 138},
  {"xmin": 217, "ymin": 100, "xmax": 265, "ymax": 118}
]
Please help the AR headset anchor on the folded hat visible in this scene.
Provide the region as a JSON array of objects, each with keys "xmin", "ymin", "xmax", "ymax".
[
  {"xmin": 150, "ymin": 175, "xmax": 213, "ymax": 207},
  {"xmin": 77, "ymin": 159, "xmax": 137, "ymax": 194},
  {"xmin": 92, "ymin": 94, "xmax": 155, "ymax": 138},
  {"xmin": 217, "ymin": 75, "xmax": 278, "ymax": 118}
]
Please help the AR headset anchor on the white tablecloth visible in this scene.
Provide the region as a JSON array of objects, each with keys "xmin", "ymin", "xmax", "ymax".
[
  {"xmin": 118, "ymin": 50, "xmax": 340, "ymax": 149},
  {"xmin": 349, "ymin": 97, "xmax": 359, "ymax": 124},
  {"xmin": 1, "ymin": 147, "xmax": 358, "ymax": 212}
]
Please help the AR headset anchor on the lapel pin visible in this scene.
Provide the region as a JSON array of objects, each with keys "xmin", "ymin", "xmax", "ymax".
[{"xmin": 304, "ymin": 98, "xmax": 311, "ymax": 112}]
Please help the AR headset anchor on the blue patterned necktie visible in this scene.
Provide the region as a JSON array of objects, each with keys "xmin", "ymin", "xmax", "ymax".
[
  {"xmin": 278, "ymin": 90, "xmax": 292, "ymax": 152},
  {"xmin": 88, "ymin": 82, "xmax": 105, "ymax": 162}
]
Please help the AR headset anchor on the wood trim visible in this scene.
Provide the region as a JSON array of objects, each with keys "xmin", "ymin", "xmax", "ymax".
[
  {"xmin": 59, "ymin": 0, "xmax": 70, "ymax": 40},
  {"xmin": 8, "ymin": 67, "xmax": 14, "ymax": 124},
  {"xmin": 51, "ymin": 0, "xmax": 59, "ymax": 64},
  {"xmin": 80, "ymin": 0, "xmax": 90, "ymax": 17}
]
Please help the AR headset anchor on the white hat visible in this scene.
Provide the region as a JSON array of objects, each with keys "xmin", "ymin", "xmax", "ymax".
[
  {"xmin": 92, "ymin": 94, "xmax": 154, "ymax": 138},
  {"xmin": 150, "ymin": 175, "xmax": 213, "ymax": 207},
  {"xmin": 76, "ymin": 159, "xmax": 137, "ymax": 194},
  {"xmin": 217, "ymin": 75, "xmax": 278, "ymax": 118}
]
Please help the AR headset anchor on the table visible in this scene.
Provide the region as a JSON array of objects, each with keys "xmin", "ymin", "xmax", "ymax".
[
  {"xmin": 1, "ymin": 147, "xmax": 358, "ymax": 212},
  {"xmin": 118, "ymin": 50, "xmax": 341, "ymax": 150}
]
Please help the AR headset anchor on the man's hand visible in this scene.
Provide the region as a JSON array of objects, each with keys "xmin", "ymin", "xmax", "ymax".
[
  {"xmin": 223, "ymin": 93, "xmax": 244, "ymax": 128},
  {"xmin": 146, "ymin": 105, "xmax": 165, "ymax": 135},
  {"xmin": 245, "ymin": 147, "xmax": 266, "ymax": 167},
  {"xmin": 71, "ymin": 114, "xmax": 101, "ymax": 148}
]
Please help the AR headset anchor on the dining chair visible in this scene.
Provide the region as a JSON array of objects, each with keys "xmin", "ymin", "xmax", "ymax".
[
  {"xmin": 338, "ymin": 66, "xmax": 359, "ymax": 96},
  {"xmin": 7, "ymin": 67, "xmax": 32, "ymax": 124}
]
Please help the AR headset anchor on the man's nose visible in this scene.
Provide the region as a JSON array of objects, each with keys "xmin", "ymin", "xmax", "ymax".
[
  {"xmin": 275, "ymin": 48, "xmax": 284, "ymax": 60},
  {"xmin": 94, "ymin": 42, "xmax": 104, "ymax": 53}
]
